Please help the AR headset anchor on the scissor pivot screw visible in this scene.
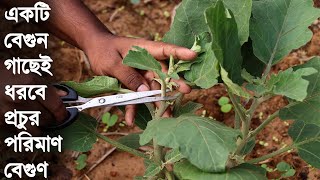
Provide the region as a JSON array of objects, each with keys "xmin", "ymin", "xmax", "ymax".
[{"xmin": 99, "ymin": 98, "xmax": 106, "ymax": 104}]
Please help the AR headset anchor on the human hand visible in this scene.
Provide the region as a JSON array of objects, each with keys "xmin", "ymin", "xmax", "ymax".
[
  {"xmin": 83, "ymin": 35, "xmax": 197, "ymax": 126},
  {"xmin": 0, "ymin": 64, "xmax": 68, "ymax": 135}
]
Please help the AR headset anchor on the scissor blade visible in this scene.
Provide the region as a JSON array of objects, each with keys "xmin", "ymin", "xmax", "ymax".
[
  {"xmin": 109, "ymin": 96, "xmax": 176, "ymax": 106},
  {"xmin": 77, "ymin": 90, "xmax": 162, "ymax": 111}
]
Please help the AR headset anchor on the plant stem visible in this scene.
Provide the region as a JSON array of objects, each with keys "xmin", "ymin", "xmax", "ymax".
[
  {"xmin": 227, "ymin": 88, "xmax": 250, "ymax": 155},
  {"xmin": 164, "ymin": 168, "xmax": 175, "ymax": 180},
  {"xmin": 153, "ymin": 78, "xmax": 169, "ymax": 178},
  {"xmin": 261, "ymin": 61, "xmax": 273, "ymax": 82},
  {"xmin": 227, "ymin": 89, "xmax": 246, "ymax": 123},
  {"xmin": 153, "ymin": 141, "xmax": 163, "ymax": 164},
  {"xmin": 249, "ymin": 111, "xmax": 279, "ymax": 138},
  {"xmin": 247, "ymin": 145, "xmax": 294, "ymax": 164},
  {"xmin": 234, "ymin": 113, "xmax": 240, "ymax": 129},
  {"xmin": 234, "ymin": 95, "xmax": 272, "ymax": 155},
  {"xmin": 96, "ymin": 133, "xmax": 148, "ymax": 159}
]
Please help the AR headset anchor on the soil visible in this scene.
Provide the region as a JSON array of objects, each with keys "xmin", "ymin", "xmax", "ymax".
[{"xmin": 1, "ymin": 0, "xmax": 320, "ymax": 179}]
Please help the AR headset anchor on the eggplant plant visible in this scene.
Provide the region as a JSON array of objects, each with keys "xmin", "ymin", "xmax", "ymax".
[{"xmin": 56, "ymin": 0, "xmax": 320, "ymax": 179}]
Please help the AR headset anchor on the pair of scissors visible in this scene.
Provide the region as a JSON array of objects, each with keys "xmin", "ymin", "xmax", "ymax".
[{"xmin": 46, "ymin": 84, "xmax": 175, "ymax": 130}]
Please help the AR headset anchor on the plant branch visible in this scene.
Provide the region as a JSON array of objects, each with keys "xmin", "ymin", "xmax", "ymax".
[
  {"xmin": 234, "ymin": 113, "xmax": 240, "ymax": 129},
  {"xmin": 228, "ymin": 88, "xmax": 250, "ymax": 156},
  {"xmin": 249, "ymin": 111, "xmax": 279, "ymax": 138},
  {"xmin": 96, "ymin": 133, "xmax": 148, "ymax": 159},
  {"xmin": 261, "ymin": 61, "xmax": 273, "ymax": 82},
  {"xmin": 164, "ymin": 168, "xmax": 175, "ymax": 180},
  {"xmin": 234, "ymin": 95, "xmax": 272, "ymax": 155},
  {"xmin": 227, "ymin": 89, "xmax": 246, "ymax": 124},
  {"xmin": 247, "ymin": 144, "xmax": 294, "ymax": 164},
  {"xmin": 153, "ymin": 78, "xmax": 170, "ymax": 178}
]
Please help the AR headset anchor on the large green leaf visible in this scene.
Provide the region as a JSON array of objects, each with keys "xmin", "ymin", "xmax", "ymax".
[
  {"xmin": 289, "ymin": 121, "xmax": 320, "ymax": 169},
  {"xmin": 163, "ymin": 0, "xmax": 252, "ymax": 47},
  {"xmin": 64, "ymin": 76, "xmax": 120, "ymax": 98},
  {"xmin": 280, "ymin": 57, "xmax": 320, "ymax": 124},
  {"xmin": 266, "ymin": 67, "xmax": 317, "ymax": 101},
  {"xmin": 140, "ymin": 114, "xmax": 240, "ymax": 172},
  {"xmin": 250, "ymin": 0, "xmax": 319, "ymax": 64},
  {"xmin": 184, "ymin": 43, "xmax": 220, "ymax": 88},
  {"xmin": 174, "ymin": 160, "xmax": 267, "ymax": 180},
  {"xmin": 123, "ymin": 46, "xmax": 166, "ymax": 79},
  {"xmin": 206, "ymin": 1, "xmax": 243, "ymax": 84},
  {"xmin": 54, "ymin": 113, "xmax": 98, "ymax": 152},
  {"xmin": 223, "ymin": 0, "xmax": 252, "ymax": 45}
]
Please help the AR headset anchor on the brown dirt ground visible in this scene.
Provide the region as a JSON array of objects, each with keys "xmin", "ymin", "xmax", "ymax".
[{"xmin": 1, "ymin": 0, "xmax": 320, "ymax": 179}]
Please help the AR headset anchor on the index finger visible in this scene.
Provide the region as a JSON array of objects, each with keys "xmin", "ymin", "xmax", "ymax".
[{"xmin": 142, "ymin": 41, "xmax": 198, "ymax": 61}]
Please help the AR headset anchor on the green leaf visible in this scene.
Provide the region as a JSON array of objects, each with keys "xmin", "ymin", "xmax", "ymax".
[
  {"xmin": 119, "ymin": 104, "xmax": 152, "ymax": 130},
  {"xmin": 118, "ymin": 133, "xmax": 141, "ymax": 149},
  {"xmin": 140, "ymin": 114, "xmax": 240, "ymax": 172},
  {"xmin": 282, "ymin": 169, "xmax": 296, "ymax": 178},
  {"xmin": 276, "ymin": 162, "xmax": 291, "ymax": 172},
  {"xmin": 163, "ymin": 0, "xmax": 252, "ymax": 47},
  {"xmin": 101, "ymin": 112, "xmax": 110, "ymax": 124},
  {"xmin": 250, "ymin": 0, "xmax": 320, "ymax": 64},
  {"xmin": 223, "ymin": 0, "xmax": 252, "ymax": 45},
  {"xmin": 191, "ymin": 33, "xmax": 212, "ymax": 54},
  {"xmin": 218, "ymin": 97, "xmax": 230, "ymax": 106},
  {"xmin": 173, "ymin": 101, "xmax": 203, "ymax": 117},
  {"xmin": 221, "ymin": 67, "xmax": 252, "ymax": 99},
  {"xmin": 75, "ymin": 154, "xmax": 87, "ymax": 170},
  {"xmin": 246, "ymin": 83, "xmax": 266, "ymax": 97},
  {"xmin": 165, "ymin": 149, "xmax": 184, "ymax": 164},
  {"xmin": 110, "ymin": 115, "xmax": 118, "ymax": 126},
  {"xmin": 55, "ymin": 113, "xmax": 98, "ymax": 152},
  {"xmin": 174, "ymin": 160, "xmax": 267, "ymax": 180},
  {"xmin": 241, "ymin": 69, "xmax": 255, "ymax": 84},
  {"xmin": 64, "ymin": 76, "xmax": 120, "ymax": 98},
  {"xmin": 221, "ymin": 104, "xmax": 233, "ymax": 113},
  {"xmin": 123, "ymin": 46, "xmax": 166, "ymax": 79},
  {"xmin": 266, "ymin": 67, "xmax": 317, "ymax": 101},
  {"xmin": 288, "ymin": 121, "xmax": 320, "ymax": 169},
  {"xmin": 280, "ymin": 57, "xmax": 320, "ymax": 124},
  {"xmin": 206, "ymin": 1, "xmax": 243, "ymax": 84},
  {"xmin": 175, "ymin": 33, "xmax": 211, "ymax": 74},
  {"xmin": 144, "ymin": 162, "xmax": 162, "ymax": 177},
  {"xmin": 184, "ymin": 43, "xmax": 219, "ymax": 89}
]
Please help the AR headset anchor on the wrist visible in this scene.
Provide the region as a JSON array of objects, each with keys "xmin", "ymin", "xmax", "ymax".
[
  {"xmin": 80, "ymin": 30, "xmax": 116, "ymax": 53},
  {"xmin": 81, "ymin": 32, "xmax": 120, "ymax": 75}
]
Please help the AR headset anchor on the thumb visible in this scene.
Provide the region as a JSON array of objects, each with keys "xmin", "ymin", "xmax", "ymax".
[{"xmin": 112, "ymin": 65, "xmax": 150, "ymax": 91}]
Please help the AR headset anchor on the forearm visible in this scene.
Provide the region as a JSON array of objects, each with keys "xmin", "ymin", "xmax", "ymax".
[{"xmin": 2, "ymin": 0, "xmax": 113, "ymax": 51}]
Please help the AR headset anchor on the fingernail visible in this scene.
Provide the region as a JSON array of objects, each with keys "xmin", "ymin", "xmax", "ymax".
[{"xmin": 137, "ymin": 84, "xmax": 149, "ymax": 92}]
